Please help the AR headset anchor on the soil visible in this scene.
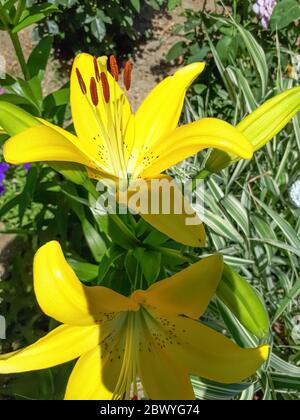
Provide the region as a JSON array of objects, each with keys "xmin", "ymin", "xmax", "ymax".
[{"xmin": 0, "ymin": 0, "xmax": 216, "ymax": 273}]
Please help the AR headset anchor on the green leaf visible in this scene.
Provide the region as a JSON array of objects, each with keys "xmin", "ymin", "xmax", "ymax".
[
  {"xmin": 202, "ymin": 209, "xmax": 244, "ymax": 243},
  {"xmin": 130, "ymin": 0, "xmax": 140, "ymax": 12},
  {"xmin": 273, "ymin": 278, "xmax": 300, "ymax": 322},
  {"xmin": 135, "ymin": 247, "xmax": 161, "ymax": 285},
  {"xmin": 12, "ymin": 4, "xmax": 60, "ymax": 33},
  {"xmin": 191, "ymin": 376, "xmax": 251, "ymax": 400},
  {"xmin": 81, "ymin": 219, "xmax": 107, "ymax": 263},
  {"xmin": 166, "ymin": 41, "xmax": 186, "ymax": 62},
  {"xmin": 43, "ymin": 87, "xmax": 70, "ymax": 110},
  {"xmin": 97, "ymin": 247, "xmax": 125, "ymax": 281},
  {"xmin": 27, "ymin": 36, "xmax": 53, "ymax": 78},
  {"xmin": 91, "ymin": 14, "xmax": 106, "ymax": 41},
  {"xmin": 270, "ymin": 0, "xmax": 300, "ymax": 30},
  {"xmin": 18, "ymin": 166, "xmax": 38, "ymax": 222},
  {"xmin": 68, "ymin": 258, "xmax": 99, "ymax": 282},
  {"xmin": 167, "ymin": 0, "xmax": 181, "ymax": 11},
  {"xmin": 221, "ymin": 194, "xmax": 249, "ymax": 237},
  {"xmin": 233, "ymin": 23, "xmax": 268, "ymax": 97},
  {"xmin": 255, "ymin": 197, "xmax": 300, "ymax": 250},
  {"xmin": 250, "ymin": 238, "xmax": 300, "ymax": 257}
]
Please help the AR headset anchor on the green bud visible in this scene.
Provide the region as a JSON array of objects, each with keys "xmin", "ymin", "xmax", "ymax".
[
  {"xmin": 204, "ymin": 86, "xmax": 300, "ymax": 174},
  {"xmin": 216, "ymin": 264, "xmax": 269, "ymax": 339},
  {"xmin": 204, "ymin": 150, "xmax": 231, "ymax": 174},
  {"xmin": 0, "ymin": 101, "xmax": 41, "ymax": 136}
]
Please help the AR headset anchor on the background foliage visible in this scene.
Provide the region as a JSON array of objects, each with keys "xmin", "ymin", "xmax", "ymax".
[{"xmin": 0, "ymin": 0, "xmax": 300, "ymax": 400}]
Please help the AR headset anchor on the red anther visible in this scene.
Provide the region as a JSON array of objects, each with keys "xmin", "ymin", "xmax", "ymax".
[
  {"xmin": 101, "ymin": 72, "xmax": 110, "ymax": 103},
  {"xmin": 90, "ymin": 77, "xmax": 99, "ymax": 106},
  {"xmin": 123, "ymin": 61, "xmax": 132, "ymax": 91},
  {"xmin": 109, "ymin": 55, "xmax": 119, "ymax": 81},
  {"xmin": 76, "ymin": 68, "xmax": 87, "ymax": 94},
  {"xmin": 93, "ymin": 57, "xmax": 101, "ymax": 82},
  {"xmin": 131, "ymin": 395, "xmax": 138, "ymax": 400}
]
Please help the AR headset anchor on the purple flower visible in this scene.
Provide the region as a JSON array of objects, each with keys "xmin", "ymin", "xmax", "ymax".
[
  {"xmin": 23, "ymin": 163, "xmax": 32, "ymax": 170},
  {"xmin": 0, "ymin": 162, "xmax": 9, "ymax": 195},
  {"xmin": 253, "ymin": 0, "xmax": 277, "ymax": 28},
  {"xmin": 0, "ymin": 162, "xmax": 9, "ymax": 172}
]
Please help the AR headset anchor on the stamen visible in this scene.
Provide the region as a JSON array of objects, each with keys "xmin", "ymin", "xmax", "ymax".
[
  {"xmin": 101, "ymin": 72, "xmax": 110, "ymax": 103},
  {"xmin": 93, "ymin": 57, "xmax": 101, "ymax": 82},
  {"xmin": 123, "ymin": 61, "xmax": 132, "ymax": 91},
  {"xmin": 90, "ymin": 77, "xmax": 99, "ymax": 107},
  {"xmin": 109, "ymin": 55, "xmax": 119, "ymax": 81},
  {"xmin": 76, "ymin": 68, "xmax": 86, "ymax": 94}
]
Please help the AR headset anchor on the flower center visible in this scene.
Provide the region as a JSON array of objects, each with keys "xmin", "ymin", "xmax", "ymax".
[{"xmin": 76, "ymin": 56, "xmax": 133, "ymax": 181}]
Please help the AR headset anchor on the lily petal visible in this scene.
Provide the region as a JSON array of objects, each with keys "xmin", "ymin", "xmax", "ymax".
[
  {"xmin": 65, "ymin": 314, "xmax": 127, "ymax": 400},
  {"xmin": 34, "ymin": 241, "xmax": 139, "ymax": 326},
  {"xmin": 133, "ymin": 255, "xmax": 223, "ymax": 319},
  {"xmin": 129, "ymin": 62, "xmax": 205, "ymax": 173},
  {"xmin": 119, "ymin": 176, "xmax": 206, "ymax": 247},
  {"xmin": 65, "ymin": 347, "xmax": 111, "ymax": 400},
  {"xmin": 137, "ymin": 313, "xmax": 195, "ymax": 400},
  {"xmin": 0, "ymin": 325, "xmax": 99, "ymax": 374},
  {"xmin": 170, "ymin": 316, "xmax": 269, "ymax": 384},
  {"xmin": 139, "ymin": 118, "xmax": 253, "ymax": 178},
  {"xmin": 3, "ymin": 124, "xmax": 91, "ymax": 167}
]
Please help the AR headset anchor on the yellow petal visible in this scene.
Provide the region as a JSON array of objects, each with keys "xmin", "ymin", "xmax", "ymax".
[
  {"xmin": 133, "ymin": 255, "xmax": 223, "ymax": 319},
  {"xmin": 0, "ymin": 325, "xmax": 99, "ymax": 374},
  {"xmin": 3, "ymin": 124, "xmax": 91, "ymax": 167},
  {"xmin": 34, "ymin": 241, "xmax": 139, "ymax": 326},
  {"xmin": 119, "ymin": 176, "xmax": 206, "ymax": 247},
  {"xmin": 65, "ymin": 314, "xmax": 126, "ymax": 400},
  {"xmin": 70, "ymin": 53, "xmax": 133, "ymax": 173},
  {"xmin": 65, "ymin": 344, "xmax": 123, "ymax": 400},
  {"xmin": 139, "ymin": 118, "xmax": 253, "ymax": 178},
  {"xmin": 137, "ymin": 313, "xmax": 195, "ymax": 400},
  {"xmin": 170, "ymin": 316, "xmax": 269, "ymax": 384},
  {"xmin": 129, "ymin": 62, "xmax": 205, "ymax": 174}
]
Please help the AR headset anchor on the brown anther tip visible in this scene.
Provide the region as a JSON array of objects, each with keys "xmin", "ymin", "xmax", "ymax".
[
  {"xmin": 124, "ymin": 60, "xmax": 132, "ymax": 91},
  {"xmin": 93, "ymin": 57, "xmax": 100, "ymax": 82},
  {"xmin": 90, "ymin": 77, "xmax": 99, "ymax": 107},
  {"xmin": 109, "ymin": 55, "xmax": 119, "ymax": 81},
  {"xmin": 131, "ymin": 395, "xmax": 138, "ymax": 400},
  {"xmin": 101, "ymin": 72, "xmax": 110, "ymax": 103},
  {"xmin": 76, "ymin": 68, "xmax": 87, "ymax": 94}
]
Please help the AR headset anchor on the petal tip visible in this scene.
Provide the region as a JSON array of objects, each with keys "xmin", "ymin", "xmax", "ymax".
[
  {"xmin": 34, "ymin": 240, "xmax": 62, "ymax": 264},
  {"xmin": 259, "ymin": 344, "xmax": 270, "ymax": 362},
  {"xmin": 3, "ymin": 138, "xmax": 20, "ymax": 165}
]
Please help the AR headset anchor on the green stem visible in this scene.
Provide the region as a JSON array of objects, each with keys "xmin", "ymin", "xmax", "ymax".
[
  {"xmin": 9, "ymin": 31, "xmax": 30, "ymax": 80},
  {"xmin": 233, "ymin": 0, "xmax": 237, "ymax": 20},
  {"xmin": 0, "ymin": 2, "xmax": 30, "ymax": 80}
]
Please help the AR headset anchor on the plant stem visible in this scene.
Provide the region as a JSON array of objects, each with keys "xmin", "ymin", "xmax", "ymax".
[
  {"xmin": 233, "ymin": 0, "xmax": 237, "ymax": 20},
  {"xmin": 9, "ymin": 31, "xmax": 30, "ymax": 80},
  {"xmin": 0, "ymin": 2, "xmax": 30, "ymax": 80}
]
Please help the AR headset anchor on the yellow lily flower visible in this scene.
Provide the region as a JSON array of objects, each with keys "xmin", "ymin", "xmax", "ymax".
[
  {"xmin": 2, "ymin": 54, "xmax": 253, "ymax": 247},
  {"xmin": 0, "ymin": 241, "xmax": 268, "ymax": 400}
]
